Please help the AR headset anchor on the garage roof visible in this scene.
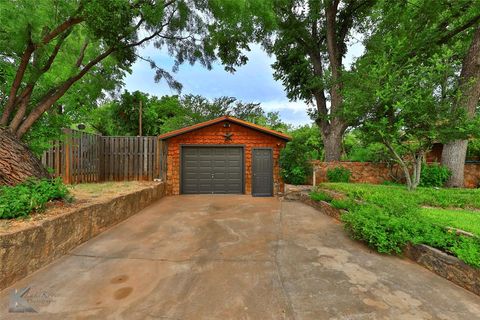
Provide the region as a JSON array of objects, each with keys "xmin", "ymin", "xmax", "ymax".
[{"xmin": 158, "ymin": 116, "xmax": 292, "ymax": 141}]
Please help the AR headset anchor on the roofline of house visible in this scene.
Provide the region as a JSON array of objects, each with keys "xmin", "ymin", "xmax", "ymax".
[{"xmin": 157, "ymin": 115, "xmax": 292, "ymax": 141}]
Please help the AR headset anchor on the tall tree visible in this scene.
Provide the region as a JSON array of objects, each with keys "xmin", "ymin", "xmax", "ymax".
[
  {"xmin": 0, "ymin": 0, "xmax": 249, "ymax": 185},
  {"xmin": 441, "ymin": 26, "xmax": 480, "ymax": 187},
  {"xmin": 264, "ymin": 0, "xmax": 375, "ymax": 161},
  {"xmin": 346, "ymin": 0, "xmax": 480, "ymax": 189}
]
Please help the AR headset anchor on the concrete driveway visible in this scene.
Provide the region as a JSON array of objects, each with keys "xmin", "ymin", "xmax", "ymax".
[{"xmin": 1, "ymin": 195, "xmax": 479, "ymax": 319}]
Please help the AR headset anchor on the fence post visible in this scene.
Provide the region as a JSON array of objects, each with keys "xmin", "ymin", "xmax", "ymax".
[
  {"xmin": 63, "ymin": 129, "xmax": 71, "ymax": 184},
  {"xmin": 98, "ymin": 135, "xmax": 104, "ymax": 182},
  {"xmin": 155, "ymin": 137, "xmax": 160, "ymax": 179},
  {"xmin": 312, "ymin": 166, "xmax": 316, "ymax": 187}
]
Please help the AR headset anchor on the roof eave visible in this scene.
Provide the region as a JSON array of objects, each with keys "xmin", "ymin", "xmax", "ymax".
[{"xmin": 158, "ymin": 116, "xmax": 292, "ymax": 141}]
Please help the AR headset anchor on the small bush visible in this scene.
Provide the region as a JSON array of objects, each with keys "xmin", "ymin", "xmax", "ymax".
[
  {"xmin": 280, "ymin": 125, "xmax": 324, "ymax": 185},
  {"xmin": 280, "ymin": 143, "xmax": 310, "ymax": 185},
  {"xmin": 342, "ymin": 204, "xmax": 418, "ymax": 253},
  {"xmin": 419, "ymin": 163, "xmax": 451, "ymax": 187},
  {"xmin": 326, "ymin": 167, "xmax": 352, "ymax": 183},
  {"xmin": 0, "ymin": 178, "xmax": 69, "ymax": 219},
  {"xmin": 330, "ymin": 198, "xmax": 356, "ymax": 211},
  {"xmin": 450, "ymin": 237, "xmax": 480, "ymax": 268},
  {"xmin": 320, "ymin": 182, "xmax": 480, "ymax": 267},
  {"xmin": 310, "ymin": 191, "xmax": 333, "ymax": 202}
]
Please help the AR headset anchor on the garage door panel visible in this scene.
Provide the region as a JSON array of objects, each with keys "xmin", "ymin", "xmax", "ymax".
[{"xmin": 182, "ymin": 146, "xmax": 243, "ymax": 194}]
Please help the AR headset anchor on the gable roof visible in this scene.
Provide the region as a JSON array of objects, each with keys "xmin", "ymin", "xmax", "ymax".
[{"xmin": 158, "ymin": 115, "xmax": 292, "ymax": 141}]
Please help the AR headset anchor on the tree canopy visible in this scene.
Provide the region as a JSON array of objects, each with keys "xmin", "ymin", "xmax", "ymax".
[
  {"xmin": 344, "ymin": 0, "xmax": 480, "ymax": 189},
  {"xmin": 90, "ymin": 91, "xmax": 290, "ymax": 136}
]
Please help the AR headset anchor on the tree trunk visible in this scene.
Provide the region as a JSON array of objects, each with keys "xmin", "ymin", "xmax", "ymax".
[
  {"xmin": 0, "ymin": 128, "xmax": 50, "ymax": 186},
  {"xmin": 442, "ymin": 26, "xmax": 480, "ymax": 187},
  {"xmin": 410, "ymin": 151, "xmax": 424, "ymax": 190},
  {"xmin": 323, "ymin": 129, "xmax": 343, "ymax": 161},
  {"xmin": 441, "ymin": 139, "xmax": 468, "ymax": 187}
]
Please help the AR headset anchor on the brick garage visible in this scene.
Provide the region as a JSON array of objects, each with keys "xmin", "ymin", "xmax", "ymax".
[{"xmin": 159, "ymin": 116, "xmax": 291, "ymax": 196}]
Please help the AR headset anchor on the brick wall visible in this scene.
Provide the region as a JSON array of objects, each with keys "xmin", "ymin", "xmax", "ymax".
[
  {"xmin": 164, "ymin": 122, "xmax": 287, "ymax": 195},
  {"xmin": 312, "ymin": 160, "xmax": 480, "ymax": 188},
  {"xmin": 312, "ymin": 161, "xmax": 393, "ymax": 184},
  {"xmin": 464, "ymin": 163, "xmax": 480, "ymax": 188}
]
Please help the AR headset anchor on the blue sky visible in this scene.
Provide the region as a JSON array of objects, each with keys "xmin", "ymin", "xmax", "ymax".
[{"xmin": 124, "ymin": 41, "xmax": 364, "ymax": 127}]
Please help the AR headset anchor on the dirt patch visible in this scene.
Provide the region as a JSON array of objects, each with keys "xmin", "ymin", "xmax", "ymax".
[{"xmin": 0, "ymin": 181, "xmax": 158, "ymax": 235}]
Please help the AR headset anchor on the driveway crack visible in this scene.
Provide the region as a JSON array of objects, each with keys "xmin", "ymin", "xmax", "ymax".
[
  {"xmin": 67, "ymin": 253, "xmax": 272, "ymax": 264},
  {"xmin": 273, "ymin": 200, "xmax": 297, "ymax": 320}
]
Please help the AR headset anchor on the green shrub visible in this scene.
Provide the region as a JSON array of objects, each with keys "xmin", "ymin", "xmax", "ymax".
[
  {"xmin": 317, "ymin": 182, "xmax": 480, "ymax": 267},
  {"xmin": 310, "ymin": 191, "xmax": 333, "ymax": 202},
  {"xmin": 419, "ymin": 163, "xmax": 451, "ymax": 187},
  {"xmin": 326, "ymin": 167, "xmax": 351, "ymax": 183},
  {"xmin": 0, "ymin": 178, "xmax": 70, "ymax": 219},
  {"xmin": 280, "ymin": 142, "xmax": 310, "ymax": 185},
  {"xmin": 280, "ymin": 165, "xmax": 309, "ymax": 185},
  {"xmin": 330, "ymin": 198, "xmax": 356, "ymax": 211},
  {"xmin": 450, "ymin": 237, "xmax": 480, "ymax": 268},
  {"xmin": 280, "ymin": 125, "xmax": 323, "ymax": 185},
  {"xmin": 342, "ymin": 204, "xmax": 418, "ymax": 253}
]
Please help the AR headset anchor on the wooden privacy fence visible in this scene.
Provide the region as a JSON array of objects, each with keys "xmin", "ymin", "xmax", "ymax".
[{"xmin": 41, "ymin": 129, "xmax": 167, "ymax": 184}]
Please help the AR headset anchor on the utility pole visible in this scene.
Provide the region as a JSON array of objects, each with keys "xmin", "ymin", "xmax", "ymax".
[{"xmin": 139, "ymin": 99, "xmax": 142, "ymax": 136}]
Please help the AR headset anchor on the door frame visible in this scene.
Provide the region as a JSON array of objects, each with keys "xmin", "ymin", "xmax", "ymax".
[
  {"xmin": 251, "ymin": 147, "xmax": 274, "ymax": 197},
  {"xmin": 179, "ymin": 144, "xmax": 246, "ymax": 194}
]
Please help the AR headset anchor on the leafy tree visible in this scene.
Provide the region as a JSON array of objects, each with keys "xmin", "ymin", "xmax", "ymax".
[
  {"xmin": 342, "ymin": 131, "xmax": 388, "ymax": 162},
  {"xmin": 442, "ymin": 26, "xmax": 480, "ymax": 186},
  {"xmin": 353, "ymin": 0, "xmax": 479, "ymax": 187},
  {"xmin": 90, "ymin": 92, "xmax": 289, "ymax": 136},
  {"xmin": 205, "ymin": 0, "xmax": 376, "ymax": 160},
  {"xmin": 347, "ymin": 0, "xmax": 480, "ymax": 190},
  {"xmin": 280, "ymin": 125, "xmax": 323, "ymax": 185},
  {"xmin": 165, "ymin": 94, "xmax": 290, "ymax": 132},
  {"xmin": 0, "ymin": 0, "xmax": 255, "ymax": 185},
  {"xmin": 263, "ymin": 0, "xmax": 375, "ymax": 161},
  {"xmin": 91, "ymin": 91, "xmax": 182, "ymax": 136}
]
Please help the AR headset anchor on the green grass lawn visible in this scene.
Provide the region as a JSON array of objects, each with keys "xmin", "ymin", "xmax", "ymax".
[
  {"xmin": 319, "ymin": 182, "xmax": 480, "ymax": 209},
  {"xmin": 312, "ymin": 182, "xmax": 480, "ymax": 267},
  {"xmin": 420, "ymin": 208, "xmax": 480, "ymax": 236}
]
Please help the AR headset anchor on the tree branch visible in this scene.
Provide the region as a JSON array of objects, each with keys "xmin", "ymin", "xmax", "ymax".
[
  {"xmin": 41, "ymin": 28, "xmax": 73, "ymax": 73},
  {"xmin": 16, "ymin": 47, "xmax": 115, "ymax": 138},
  {"xmin": 383, "ymin": 136, "xmax": 413, "ymax": 189},
  {"xmin": 436, "ymin": 13, "xmax": 480, "ymax": 45},
  {"xmin": 38, "ymin": 17, "xmax": 84, "ymax": 48},
  {"xmin": 0, "ymin": 28, "xmax": 35, "ymax": 126},
  {"xmin": 75, "ymin": 40, "xmax": 89, "ymax": 67}
]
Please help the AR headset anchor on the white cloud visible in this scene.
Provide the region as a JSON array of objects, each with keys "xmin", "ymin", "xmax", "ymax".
[
  {"xmin": 260, "ymin": 100, "xmax": 313, "ymax": 127},
  {"xmin": 260, "ymin": 99, "xmax": 310, "ymax": 113}
]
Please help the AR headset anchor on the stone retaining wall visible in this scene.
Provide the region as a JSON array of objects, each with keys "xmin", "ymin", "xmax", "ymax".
[
  {"xmin": 287, "ymin": 186, "xmax": 480, "ymax": 296},
  {"xmin": 0, "ymin": 183, "xmax": 165, "ymax": 291},
  {"xmin": 404, "ymin": 244, "xmax": 480, "ymax": 296}
]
